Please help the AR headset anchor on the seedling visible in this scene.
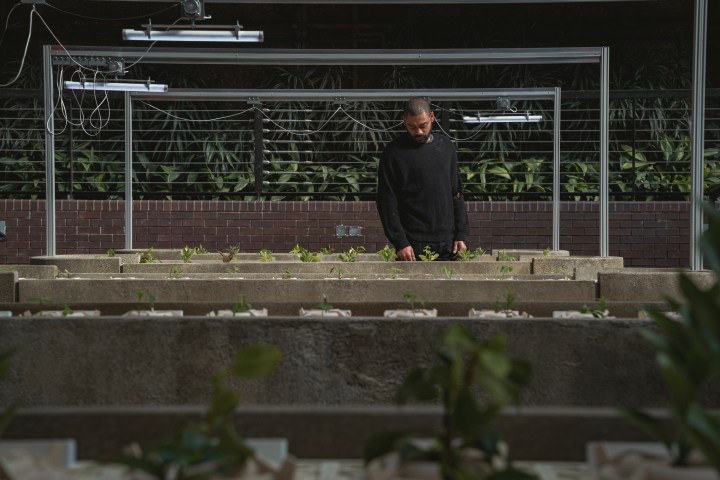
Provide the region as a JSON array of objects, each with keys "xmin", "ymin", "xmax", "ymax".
[
  {"xmin": 440, "ymin": 266, "xmax": 455, "ymax": 280},
  {"xmin": 497, "ymin": 264, "xmax": 514, "ymax": 279},
  {"xmin": 403, "ymin": 292, "xmax": 426, "ymax": 311},
  {"xmin": 580, "ymin": 296, "xmax": 610, "ymax": 318},
  {"xmin": 289, "ymin": 244, "xmax": 302, "ymax": 254},
  {"xmin": 339, "ymin": 246, "xmax": 365, "ymax": 262},
  {"xmin": 498, "ymin": 250, "xmax": 518, "ymax": 262},
  {"xmin": 194, "ymin": 245, "xmax": 209, "ymax": 254},
  {"xmin": 258, "ymin": 249, "xmax": 275, "ymax": 262},
  {"xmin": 388, "ymin": 267, "xmax": 403, "ymax": 280},
  {"xmin": 418, "ymin": 245, "xmax": 439, "ymax": 262},
  {"xmin": 168, "ymin": 265, "xmax": 184, "ymax": 279},
  {"xmin": 377, "ymin": 245, "xmax": 397, "ymax": 262},
  {"xmin": 282, "ymin": 267, "xmax": 293, "ymax": 279},
  {"xmin": 62, "ymin": 305, "xmax": 74, "ymax": 316},
  {"xmin": 319, "ymin": 247, "xmax": 334, "ymax": 255},
  {"xmin": 493, "ymin": 288, "xmax": 517, "ymax": 317},
  {"xmin": 457, "ymin": 246, "xmax": 486, "ymax": 261},
  {"xmin": 293, "ymin": 245, "xmax": 320, "ymax": 262},
  {"xmin": 135, "ymin": 290, "xmax": 156, "ymax": 310},
  {"xmin": 550, "ymin": 266, "xmax": 572, "ymax": 279},
  {"xmin": 316, "ymin": 297, "xmax": 333, "ymax": 311},
  {"xmin": 180, "ymin": 246, "xmax": 194, "ymax": 263},
  {"xmin": 225, "ymin": 265, "xmax": 240, "ymax": 274},
  {"xmin": 107, "ymin": 248, "xmax": 116, "ymax": 257},
  {"xmin": 220, "ymin": 245, "xmax": 240, "ymax": 263},
  {"xmin": 139, "ymin": 248, "xmax": 156, "ymax": 264},
  {"xmin": 330, "ymin": 267, "xmax": 349, "ymax": 280},
  {"xmin": 232, "ymin": 295, "xmax": 252, "ymax": 314},
  {"xmin": 543, "ymin": 247, "xmax": 551, "ymax": 257}
]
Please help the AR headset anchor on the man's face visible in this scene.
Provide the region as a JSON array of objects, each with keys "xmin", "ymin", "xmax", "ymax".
[{"xmin": 403, "ymin": 111, "xmax": 435, "ymax": 144}]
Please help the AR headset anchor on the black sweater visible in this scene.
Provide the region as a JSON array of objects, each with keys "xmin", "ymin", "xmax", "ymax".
[{"xmin": 376, "ymin": 133, "xmax": 469, "ymax": 250}]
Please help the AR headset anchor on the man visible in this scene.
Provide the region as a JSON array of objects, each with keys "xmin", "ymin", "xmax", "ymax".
[{"xmin": 376, "ymin": 97, "xmax": 468, "ymax": 261}]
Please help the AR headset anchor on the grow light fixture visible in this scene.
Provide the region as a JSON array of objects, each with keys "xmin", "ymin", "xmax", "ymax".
[
  {"xmin": 463, "ymin": 112, "xmax": 543, "ymax": 124},
  {"xmin": 122, "ymin": 20, "xmax": 264, "ymax": 43},
  {"xmin": 64, "ymin": 79, "xmax": 168, "ymax": 93}
]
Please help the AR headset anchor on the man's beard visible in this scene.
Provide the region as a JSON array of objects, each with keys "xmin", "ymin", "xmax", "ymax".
[{"xmin": 412, "ymin": 133, "xmax": 429, "ymax": 143}]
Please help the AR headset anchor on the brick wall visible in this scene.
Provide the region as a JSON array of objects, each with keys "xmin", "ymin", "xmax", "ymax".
[{"xmin": 0, "ymin": 200, "xmax": 692, "ymax": 267}]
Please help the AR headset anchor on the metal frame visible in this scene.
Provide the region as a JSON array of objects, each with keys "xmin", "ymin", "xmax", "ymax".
[{"xmin": 44, "ymin": 46, "xmax": 607, "ymax": 256}]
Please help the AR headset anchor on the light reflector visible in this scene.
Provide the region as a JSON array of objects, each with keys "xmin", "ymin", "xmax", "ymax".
[
  {"xmin": 64, "ymin": 80, "xmax": 168, "ymax": 93},
  {"xmin": 463, "ymin": 113, "xmax": 543, "ymax": 124},
  {"xmin": 123, "ymin": 27, "xmax": 263, "ymax": 43}
]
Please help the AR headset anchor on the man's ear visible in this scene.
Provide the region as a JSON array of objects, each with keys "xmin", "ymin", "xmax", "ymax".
[{"xmin": 430, "ymin": 112, "xmax": 436, "ymax": 122}]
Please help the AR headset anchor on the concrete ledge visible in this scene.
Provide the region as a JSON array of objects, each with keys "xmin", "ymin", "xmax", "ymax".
[
  {"xmin": 598, "ymin": 271, "xmax": 717, "ymax": 302},
  {"xmin": 0, "ymin": 317, "xmax": 698, "ymax": 408},
  {"xmin": 31, "ymin": 256, "xmax": 121, "ymax": 274},
  {"xmin": 533, "ymin": 256, "xmax": 624, "ymax": 278},
  {"xmin": 0, "ymin": 271, "xmax": 17, "ymax": 302},
  {"xmin": 3, "ymin": 405, "xmax": 659, "ymax": 462},
  {"xmin": 18, "ymin": 278, "xmax": 596, "ymax": 304},
  {"xmin": 0, "ymin": 265, "xmax": 57, "ymax": 280}
]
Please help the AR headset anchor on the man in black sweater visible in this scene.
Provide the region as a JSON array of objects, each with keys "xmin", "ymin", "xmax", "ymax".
[{"xmin": 376, "ymin": 97, "xmax": 469, "ymax": 261}]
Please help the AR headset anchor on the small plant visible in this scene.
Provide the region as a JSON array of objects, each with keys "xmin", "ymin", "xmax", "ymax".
[
  {"xmin": 167, "ymin": 265, "xmax": 184, "ymax": 279},
  {"xmin": 493, "ymin": 288, "xmax": 517, "ymax": 317},
  {"xmin": 318, "ymin": 246, "xmax": 334, "ymax": 255},
  {"xmin": 377, "ymin": 245, "xmax": 397, "ymax": 262},
  {"xmin": 364, "ymin": 325, "xmax": 535, "ymax": 480},
  {"xmin": 543, "ymin": 247, "xmax": 551, "ymax": 257},
  {"xmin": 62, "ymin": 305, "xmax": 74, "ymax": 316},
  {"xmin": 220, "ymin": 245, "xmax": 240, "ymax": 263},
  {"xmin": 293, "ymin": 245, "xmax": 320, "ymax": 262},
  {"xmin": 388, "ymin": 267, "xmax": 403, "ymax": 280},
  {"xmin": 258, "ymin": 249, "xmax": 275, "ymax": 262},
  {"xmin": 180, "ymin": 246, "xmax": 194, "ymax": 263},
  {"xmin": 457, "ymin": 246, "xmax": 486, "ymax": 261},
  {"xmin": 497, "ymin": 264, "xmax": 514, "ymax": 279},
  {"xmin": 119, "ymin": 343, "xmax": 282, "ymax": 480},
  {"xmin": 107, "ymin": 248, "xmax": 116, "ymax": 257},
  {"xmin": 225, "ymin": 265, "xmax": 240, "ymax": 274},
  {"xmin": 580, "ymin": 296, "xmax": 609, "ymax": 317},
  {"xmin": 440, "ymin": 266, "xmax": 455, "ymax": 280},
  {"xmin": 135, "ymin": 290, "xmax": 156, "ymax": 311},
  {"xmin": 232, "ymin": 295, "xmax": 252, "ymax": 314},
  {"xmin": 139, "ymin": 248, "xmax": 156, "ymax": 264},
  {"xmin": 282, "ymin": 267, "xmax": 293, "ymax": 279},
  {"xmin": 550, "ymin": 266, "xmax": 572, "ymax": 278},
  {"xmin": 289, "ymin": 243, "xmax": 302, "ymax": 254},
  {"xmin": 403, "ymin": 291, "xmax": 426, "ymax": 311},
  {"xmin": 330, "ymin": 267, "xmax": 349, "ymax": 280},
  {"xmin": 498, "ymin": 250, "xmax": 518, "ymax": 262},
  {"xmin": 194, "ymin": 245, "xmax": 209, "ymax": 254},
  {"xmin": 418, "ymin": 245, "xmax": 439, "ymax": 262},
  {"xmin": 339, "ymin": 246, "xmax": 365, "ymax": 262},
  {"xmin": 315, "ymin": 297, "xmax": 334, "ymax": 311}
]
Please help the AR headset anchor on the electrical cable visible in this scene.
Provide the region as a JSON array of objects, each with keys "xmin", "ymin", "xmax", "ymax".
[
  {"xmin": 0, "ymin": 4, "xmax": 34, "ymax": 87},
  {"xmin": 138, "ymin": 101, "xmax": 255, "ymax": 122},
  {"xmin": 339, "ymin": 107, "xmax": 403, "ymax": 132},
  {"xmin": 43, "ymin": 2, "xmax": 176, "ymax": 22},
  {"xmin": 254, "ymin": 106, "xmax": 344, "ymax": 136}
]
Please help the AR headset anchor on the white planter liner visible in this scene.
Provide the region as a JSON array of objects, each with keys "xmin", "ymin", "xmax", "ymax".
[{"xmin": 383, "ymin": 309, "xmax": 438, "ymax": 318}]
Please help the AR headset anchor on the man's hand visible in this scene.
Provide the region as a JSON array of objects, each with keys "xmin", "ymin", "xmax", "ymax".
[
  {"xmin": 452, "ymin": 240, "xmax": 467, "ymax": 258},
  {"xmin": 397, "ymin": 246, "xmax": 416, "ymax": 261}
]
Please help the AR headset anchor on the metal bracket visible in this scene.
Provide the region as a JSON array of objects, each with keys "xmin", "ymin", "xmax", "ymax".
[
  {"xmin": 51, "ymin": 56, "xmax": 126, "ymax": 73},
  {"xmin": 247, "ymin": 97, "xmax": 262, "ymax": 105}
]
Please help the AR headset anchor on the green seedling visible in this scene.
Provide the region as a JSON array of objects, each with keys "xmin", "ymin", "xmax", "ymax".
[
  {"xmin": 497, "ymin": 265, "xmax": 514, "ymax": 279},
  {"xmin": 377, "ymin": 245, "xmax": 397, "ymax": 262},
  {"xmin": 456, "ymin": 246, "xmax": 486, "ymax": 261},
  {"xmin": 493, "ymin": 288, "xmax": 517, "ymax": 317},
  {"xmin": 293, "ymin": 245, "xmax": 320, "ymax": 262},
  {"xmin": 388, "ymin": 267, "xmax": 403, "ymax": 280},
  {"xmin": 220, "ymin": 245, "xmax": 240, "ymax": 263},
  {"xmin": 403, "ymin": 292, "xmax": 426, "ymax": 311},
  {"xmin": 107, "ymin": 248, "xmax": 116, "ymax": 257},
  {"xmin": 282, "ymin": 268, "xmax": 293, "ymax": 279},
  {"xmin": 225, "ymin": 265, "xmax": 240, "ymax": 274},
  {"xmin": 316, "ymin": 297, "xmax": 333, "ymax": 312},
  {"xmin": 168, "ymin": 265, "xmax": 184, "ymax": 279},
  {"xmin": 232, "ymin": 295, "xmax": 252, "ymax": 314},
  {"xmin": 419, "ymin": 245, "xmax": 439, "ymax": 262},
  {"xmin": 550, "ymin": 266, "xmax": 572, "ymax": 279},
  {"xmin": 339, "ymin": 246, "xmax": 365, "ymax": 263},
  {"xmin": 135, "ymin": 290, "xmax": 156, "ymax": 310},
  {"xmin": 139, "ymin": 248, "xmax": 156, "ymax": 264},
  {"xmin": 580, "ymin": 296, "xmax": 610, "ymax": 318},
  {"xmin": 440, "ymin": 266, "xmax": 455, "ymax": 280},
  {"xmin": 180, "ymin": 246, "xmax": 195, "ymax": 263},
  {"xmin": 319, "ymin": 247, "xmax": 334, "ymax": 255},
  {"xmin": 330, "ymin": 267, "xmax": 349, "ymax": 280},
  {"xmin": 498, "ymin": 250, "xmax": 518, "ymax": 262},
  {"xmin": 194, "ymin": 245, "xmax": 209, "ymax": 254},
  {"xmin": 62, "ymin": 305, "xmax": 74, "ymax": 316},
  {"xmin": 289, "ymin": 244, "xmax": 302, "ymax": 254},
  {"xmin": 258, "ymin": 249, "xmax": 275, "ymax": 262}
]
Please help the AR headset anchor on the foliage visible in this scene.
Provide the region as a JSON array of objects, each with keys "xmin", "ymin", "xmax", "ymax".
[
  {"xmin": 620, "ymin": 205, "xmax": 720, "ymax": 471},
  {"xmin": 403, "ymin": 292, "xmax": 426, "ymax": 311},
  {"xmin": 220, "ymin": 245, "xmax": 240, "ymax": 263},
  {"xmin": 377, "ymin": 245, "xmax": 398, "ymax": 262},
  {"xmin": 291, "ymin": 244, "xmax": 320, "ymax": 263},
  {"xmin": 258, "ymin": 249, "xmax": 275, "ymax": 262},
  {"xmin": 338, "ymin": 246, "xmax": 365, "ymax": 263},
  {"xmin": 363, "ymin": 325, "xmax": 535, "ymax": 480},
  {"xmin": 119, "ymin": 343, "xmax": 282, "ymax": 479},
  {"xmin": 330, "ymin": 267, "xmax": 349, "ymax": 280},
  {"xmin": 493, "ymin": 289, "xmax": 517, "ymax": 317},
  {"xmin": 419, "ymin": 246, "xmax": 440, "ymax": 262},
  {"xmin": 180, "ymin": 246, "xmax": 195, "ymax": 263},
  {"xmin": 139, "ymin": 248, "xmax": 157, "ymax": 264},
  {"xmin": 194, "ymin": 245, "xmax": 209, "ymax": 254},
  {"xmin": 232, "ymin": 295, "xmax": 252, "ymax": 314},
  {"xmin": 497, "ymin": 251, "xmax": 517, "ymax": 262},
  {"xmin": 107, "ymin": 248, "xmax": 116, "ymax": 257},
  {"xmin": 441, "ymin": 266, "xmax": 455, "ymax": 280},
  {"xmin": 134, "ymin": 290, "xmax": 157, "ymax": 310},
  {"xmin": 457, "ymin": 247, "xmax": 486, "ymax": 262},
  {"xmin": 497, "ymin": 265, "xmax": 514, "ymax": 280},
  {"xmin": 167, "ymin": 265, "xmax": 184, "ymax": 280},
  {"xmin": 579, "ymin": 296, "xmax": 610, "ymax": 318}
]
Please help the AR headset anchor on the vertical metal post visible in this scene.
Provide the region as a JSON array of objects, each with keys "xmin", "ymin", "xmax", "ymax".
[
  {"xmin": 631, "ymin": 97, "xmax": 637, "ymax": 201},
  {"xmin": 253, "ymin": 106, "xmax": 264, "ymax": 199},
  {"xmin": 124, "ymin": 91, "xmax": 133, "ymax": 250},
  {"xmin": 68, "ymin": 100, "xmax": 74, "ymax": 199},
  {"xmin": 43, "ymin": 45, "xmax": 56, "ymax": 257},
  {"xmin": 599, "ymin": 46, "xmax": 610, "ymax": 257},
  {"xmin": 691, "ymin": 0, "xmax": 707, "ymax": 271},
  {"xmin": 552, "ymin": 87, "xmax": 561, "ymax": 251}
]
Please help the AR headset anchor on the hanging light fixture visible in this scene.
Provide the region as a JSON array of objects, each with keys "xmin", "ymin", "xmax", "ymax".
[
  {"xmin": 463, "ymin": 112, "xmax": 543, "ymax": 124},
  {"xmin": 123, "ymin": 21, "xmax": 264, "ymax": 42},
  {"xmin": 64, "ymin": 79, "xmax": 168, "ymax": 93}
]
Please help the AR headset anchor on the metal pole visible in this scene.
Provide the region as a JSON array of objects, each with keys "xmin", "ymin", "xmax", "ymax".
[
  {"xmin": 43, "ymin": 45, "xmax": 56, "ymax": 257},
  {"xmin": 254, "ymin": 106, "xmax": 264, "ymax": 199},
  {"xmin": 552, "ymin": 87, "xmax": 561, "ymax": 251},
  {"xmin": 690, "ymin": 0, "xmax": 707, "ymax": 271},
  {"xmin": 125, "ymin": 91, "xmax": 133, "ymax": 250},
  {"xmin": 599, "ymin": 46, "xmax": 610, "ymax": 257}
]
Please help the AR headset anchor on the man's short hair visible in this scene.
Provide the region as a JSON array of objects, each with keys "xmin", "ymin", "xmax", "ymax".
[{"xmin": 403, "ymin": 97, "xmax": 431, "ymax": 116}]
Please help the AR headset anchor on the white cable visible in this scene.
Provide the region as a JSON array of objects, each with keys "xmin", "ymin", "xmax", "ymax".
[
  {"xmin": 32, "ymin": 9, "xmax": 104, "ymax": 75},
  {"xmin": 124, "ymin": 17, "xmax": 184, "ymax": 70},
  {"xmin": 138, "ymin": 101, "xmax": 255, "ymax": 122},
  {"xmin": 339, "ymin": 107, "xmax": 403, "ymax": 132},
  {"xmin": 0, "ymin": 5, "xmax": 34, "ymax": 87},
  {"xmin": 43, "ymin": 2, "xmax": 176, "ymax": 21},
  {"xmin": 255, "ymin": 106, "xmax": 344, "ymax": 136}
]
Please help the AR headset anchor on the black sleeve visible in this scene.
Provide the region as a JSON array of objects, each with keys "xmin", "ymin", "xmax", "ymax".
[
  {"xmin": 451, "ymin": 146, "xmax": 469, "ymax": 242},
  {"xmin": 376, "ymin": 148, "xmax": 410, "ymax": 250}
]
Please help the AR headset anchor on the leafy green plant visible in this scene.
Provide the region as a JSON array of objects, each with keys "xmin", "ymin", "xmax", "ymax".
[
  {"xmin": 388, "ymin": 267, "xmax": 403, "ymax": 280},
  {"xmin": 282, "ymin": 268, "xmax": 293, "ymax": 279},
  {"xmin": 543, "ymin": 248, "xmax": 551, "ymax": 257},
  {"xmin": 377, "ymin": 245, "xmax": 398, "ymax": 262},
  {"xmin": 315, "ymin": 297, "xmax": 333, "ymax": 312},
  {"xmin": 139, "ymin": 248, "xmax": 157, "ymax": 264},
  {"xmin": 258, "ymin": 249, "xmax": 275, "ymax": 262},
  {"xmin": 330, "ymin": 267, "xmax": 349, "ymax": 280},
  {"xmin": 107, "ymin": 248, "xmax": 116, "ymax": 257},
  {"xmin": 497, "ymin": 265, "xmax": 514, "ymax": 280},
  {"xmin": 456, "ymin": 246, "xmax": 486, "ymax": 261},
  {"xmin": 440, "ymin": 266, "xmax": 455, "ymax": 280},
  {"xmin": 319, "ymin": 247, "xmax": 334, "ymax": 255},
  {"xmin": 167, "ymin": 265, "xmax": 184, "ymax": 280},
  {"xmin": 232, "ymin": 295, "xmax": 252, "ymax": 314},
  {"xmin": 225, "ymin": 265, "xmax": 240, "ymax": 274},
  {"xmin": 403, "ymin": 292, "xmax": 426, "ymax": 311},
  {"xmin": 61, "ymin": 305, "xmax": 74, "ymax": 316},
  {"xmin": 120, "ymin": 343, "xmax": 282, "ymax": 479},
  {"xmin": 134, "ymin": 291, "xmax": 157, "ymax": 310},
  {"xmin": 620, "ymin": 205, "xmax": 720, "ymax": 471},
  {"xmin": 220, "ymin": 245, "xmax": 240, "ymax": 263},
  {"xmin": 579, "ymin": 296, "xmax": 610, "ymax": 318},
  {"xmin": 339, "ymin": 246, "xmax": 365, "ymax": 262},
  {"xmin": 292, "ymin": 245, "xmax": 320, "ymax": 263},
  {"xmin": 419, "ymin": 246, "xmax": 439, "ymax": 262},
  {"xmin": 194, "ymin": 245, "xmax": 209, "ymax": 254},
  {"xmin": 497, "ymin": 250, "xmax": 518, "ymax": 262},
  {"xmin": 550, "ymin": 266, "xmax": 572, "ymax": 279},
  {"xmin": 180, "ymin": 246, "xmax": 195, "ymax": 263},
  {"xmin": 493, "ymin": 289, "xmax": 517, "ymax": 317},
  {"xmin": 363, "ymin": 325, "xmax": 535, "ymax": 480}
]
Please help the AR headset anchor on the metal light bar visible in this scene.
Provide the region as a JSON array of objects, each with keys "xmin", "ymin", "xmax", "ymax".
[
  {"xmin": 64, "ymin": 80, "xmax": 168, "ymax": 93},
  {"xmin": 463, "ymin": 113, "xmax": 543, "ymax": 124},
  {"xmin": 123, "ymin": 22, "xmax": 263, "ymax": 42}
]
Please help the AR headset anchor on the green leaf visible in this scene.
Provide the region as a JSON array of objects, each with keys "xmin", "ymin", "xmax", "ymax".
[
  {"xmin": 230, "ymin": 343, "xmax": 281, "ymax": 379},
  {"xmin": 481, "ymin": 350, "xmax": 511, "ymax": 378},
  {"xmin": 618, "ymin": 407, "xmax": 674, "ymax": 449}
]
